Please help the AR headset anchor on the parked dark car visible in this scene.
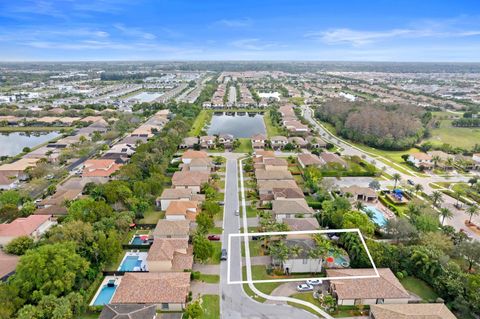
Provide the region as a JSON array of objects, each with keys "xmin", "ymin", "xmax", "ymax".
[
  {"xmin": 208, "ymin": 235, "xmax": 221, "ymax": 241},
  {"xmin": 221, "ymin": 249, "xmax": 228, "ymax": 261}
]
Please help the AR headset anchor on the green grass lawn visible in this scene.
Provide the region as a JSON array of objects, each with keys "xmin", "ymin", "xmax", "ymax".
[
  {"xmin": 77, "ymin": 312, "xmax": 100, "ymax": 319},
  {"xmin": 241, "ymin": 239, "xmax": 264, "ymax": 257},
  {"xmin": 199, "ymin": 295, "xmax": 220, "ymax": 319},
  {"xmin": 426, "ymin": 119, "xmax": 480, "ymax": 149},
  {"xmin": 198, "ymin": 273, "xmax": 220, "ymax": 283},
  {"xmin": 264, "ymin": 110, "xmax": 284, "ymax": 137},
  {"xmin": 234, "ymin": 138, "xmax": 252, "ymax": 153},
  {"xmin": 209, "ymin": 227, "xmax": 223, "ymax": 234},
  {"xmin": 400, "ymin": 276, "xmax": 439, "ymax": 301},
  {"xmin": 138, "ymin": 209, "xmax": 164, "ymax": 224},
  {"xmin": 207, "ymin": 241, "xmax": 222, "ymax": 264},
  {"xmin": 189, "ymin": 109, "xmax": 212, "ymax": 136},
  {"xmin": 246, "ymin": 205, "xmax": 259, "ymax": 218},
  {"xmin": 287, "ymin": 293, "xmax": 324, "ymax": 316}
]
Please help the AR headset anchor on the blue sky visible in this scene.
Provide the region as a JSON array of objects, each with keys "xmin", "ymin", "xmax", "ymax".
[{"xmin": 1, "ymin": 0, "xmax": 480, "ymax": 61}]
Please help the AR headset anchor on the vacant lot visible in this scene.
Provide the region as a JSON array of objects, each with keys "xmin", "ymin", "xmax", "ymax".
[{"xmin": 425, "ymin": 119, "xmax": 480, "ymax": 149}]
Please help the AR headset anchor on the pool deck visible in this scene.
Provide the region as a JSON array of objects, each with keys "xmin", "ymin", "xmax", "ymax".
[
  {"xmin": 89, "ymin": 276, "xmax": 122, "ymax": 306},
  {"xmin": 117, "ymin": 251, "xmax": 148, "ymax": 271}
]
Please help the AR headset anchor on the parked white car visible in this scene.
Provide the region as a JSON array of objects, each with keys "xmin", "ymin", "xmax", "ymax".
[
  {"xmin": 296, "ymin": 284, "xmax": 314, "ymax": 292},
  {"xmin": 306, "ymin": 279, "xmax": 322, "ymax": 286}
]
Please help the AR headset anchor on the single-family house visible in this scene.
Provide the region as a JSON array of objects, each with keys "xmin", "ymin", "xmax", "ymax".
[
  {"xmin": 0, "ymin": 171, "xmax": 19, "ymax": 190},
  {"xmin": 111, "ymin": 272, "xmax": 191, "ymax": 311},
  {"xmin": 271, "ymin": 199, "xmax": 315, "ymax": 222},
  {"xmin": 255, "ymin": 169, "xmax": 293, "ymax": 181},
  {"xmin": 288, "ymin": 136, "xmax": 308, "ymax": 148},
  {"xmin": 258, "ymin": 180, "xmax": 298, "ymax": 197},
  {"xmin": 284, "ymin": 120, "xmax": 309, "ymax": 135},
  {"xmin": 272, "ymin": 187, "xmax": 305, "ymax": 200},
  {"xmin": 82, "ymin": 159, "xmax": 121, "ymax": 177},
  {"xmin": 179, "ymin": 137, "xmax": 199, "ymax": 149},
  {"xmin": 427, "ymin": 150, "xmax": 455, "ymax": 169},
  {"xmin": 340, "ymin": 186, "xmax": 378, "ymax": 202},
  {"xmin": 306, "ymin": 136, "xmax": 327, "ymax": 149},
  {"xmin": 326, "ymin": 268, "xmax": 411, "ymax": 306},
  {"xmin": 200, "ymin": 136, "xmax": 216, "ymax": 149},
  {"xmin": 182, "ymin": 157, "xmax": 213, "ymax": 172},
  {"xmin": 99, "ymin": 304, "xmax": 157, "ymax": 319},
  {"xmin": 319, "ymin": 153, "xmax": 348, "ymax": 168},
  {"xmin": 165, "ymin": 200, "xmax": 200, "ymax": 221},
  {"xmin": 279, "ymin": 105, "xmax": 295, "ymax": 118},
  {"xmin": 251, "ymin": 134, "xmax": 267, "ymax": 149},
  {"xmin": 369, "ymin": 303, "xmax": 456, "ymax": 319},
  {"xmin": 147, "ymin": 238, "xmax": 193, "ymax": 272},
  {"xmin": 254, "ymin": 157, "xmax": 289, "ymax": 171},
  {"xmin": 408, "ymin": 153, "xmax": 433, "ymax": 169},
  {"xmin": 0, "ymin": 215, "xmax": 56, "ymax": 246},
  {"xmin": 171, "ymin": 171, "xmax": 210, "ymax": 193},
  {"xmin": 181, "ymin": 150, "xmax": 209, "ymax": 164},
  {"xmin": 0, "ymin": 250, "xmax": 19, "ymax": 281},
  {"xmin": 280, "ymin": 239, "xmax": 322, "ymax": 274},
  {"xmin": 297, "ymin": 153, "xmax": 323, "ymax": 169},
  {"xmin": 152, "ymin": 220, "xmax": 190, "ymax": 239},
  {"xmin": 270, "ymin": 136, "xmax": 288, "ymax": 149},
  {"xmin": 157, "ymin": 188, "xmax": 194, "ymax": 210},
  {"xmin": 218, "ymin": 134, "xmax": 234, "ymax": 148},
  {"xmin": 0, "ymin": 158, "xmax": 39, "ymax": 181}
]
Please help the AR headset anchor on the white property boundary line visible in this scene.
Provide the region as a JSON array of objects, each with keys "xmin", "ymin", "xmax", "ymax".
[{"xmin": 227, "ymin": 228, "xmax": 380, "ymax": 284}]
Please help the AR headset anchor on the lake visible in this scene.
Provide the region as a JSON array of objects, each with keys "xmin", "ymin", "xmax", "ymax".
[
  {"xmin": 207, "ymin": 113, "xmax": 266, "ymax": 138},
  {"xmin": 0, "ymin": 131, "xmax": 61, "ymax": 157}
]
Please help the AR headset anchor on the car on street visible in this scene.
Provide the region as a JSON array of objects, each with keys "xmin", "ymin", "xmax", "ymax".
[
  {"xmin": 218, "ymin": 201, "xmax": 225, "ymax": 206},
  {"xmin": 208, "ymin": 235, "xmax": 221, "ymax": 241},
  {"xmin": 221, "ymin": 249, "xmax": 228, "ymax": 261},
  {"xmin": 306, "ymin": 279, "xmax": 322, "ymax": 286},
  {"xmin": 235, "ymin": 209, "xmax": 239, "ymax": 216},
  {"xmin": 407, "ymin": 179, "xmax": 415, "ymax": 186},
  {"xmin": 296, "ymin": 284, "xmax": 314, "ymax": 292}
]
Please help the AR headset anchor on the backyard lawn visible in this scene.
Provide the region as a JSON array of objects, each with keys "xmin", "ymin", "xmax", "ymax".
[
  {"xmin": 199, "ymin": 294, "xmax": 220, "ymax": 319},
  {"xmin": 234, "ymin": 138, "xmax": 252, "ymax": 153},
  {"xmin": 137, "ymin": 209, "xmax": 164, "ymax": 224},
  {"xmin": 400, "ymin": 276, "xmax": 439, "ymax": 301}
]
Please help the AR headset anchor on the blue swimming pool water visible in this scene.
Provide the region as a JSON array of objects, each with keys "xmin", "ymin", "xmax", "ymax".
[
  {"xmin": 119, "ymin": 255, "xmax": 142, "ymax": 271},
  {"xmin": 93, "ymin": 285, "xmax": 117, "ymax": 305},
  {"xmin": 131, "ymin": 236, "xmax": 148, "ymax": 245},
  {"xmin": 362, "ymin": 206, "xmax": 387, "ymax": 227},
  {"xmin": 328, "ymin": 249, "xmax": 349, "ymax": 266}
]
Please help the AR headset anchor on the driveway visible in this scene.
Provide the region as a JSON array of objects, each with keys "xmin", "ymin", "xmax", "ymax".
[
  {"xmin": 193, "ymin": 263, "xmax": 220, "ymax": 275},
  {"xmin": 266, "ymin": 282, "xmax": 299, "ymax": 304},
  {"xmin": 191, "ymin": 281, "xmax": 219, "ymax": 298}
]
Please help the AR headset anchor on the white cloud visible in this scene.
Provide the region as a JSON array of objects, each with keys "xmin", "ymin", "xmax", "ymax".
[
  {"xmin": 113, "ymin": 23, "xmax": 156, "ymax": 40},
  {"xmin": 306, "ymin": 27, "xmax": 480, "ymax": 46},
  {"xmin": 230, "ymin": 38, "xmax": 277, "ymax": 51},
  {"xmin": 216, "ymin": 18, "xmax": 252, "ymax": 28}
]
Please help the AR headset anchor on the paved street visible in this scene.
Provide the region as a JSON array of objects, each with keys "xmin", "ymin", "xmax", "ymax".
[
  {"xmin": 302, "ymin": 106, "xmax": 480, "ymax": 240},
  {"xmin": 220, "ymin": 158, "xmax": 318, "ymax": 319}
]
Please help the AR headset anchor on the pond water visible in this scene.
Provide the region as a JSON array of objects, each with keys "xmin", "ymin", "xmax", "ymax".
[
  {"xmin": 0, "ymin": 131, "xmax": 60, "ymax": 157},
  {"xmin": 130, "ymin": 92, "xmax": 163, "ymax": 102},
  {"xmin": 207, "ymin": 113, "xmax": 266, "ymax": 138}
]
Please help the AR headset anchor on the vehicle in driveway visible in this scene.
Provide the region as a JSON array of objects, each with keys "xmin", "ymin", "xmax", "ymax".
[
  {"xmin": 306, "ymin": 279, "xmax": 322, "ymax": 286},
  {"xmin": 208, "ymin": 235, "xmax": 221, "ymax": 241},
  {"xmin": 221, "ymin": 249, "xmax": 228, "ymax": 261},
  {"xmin": 296, "ymin": 284, "xmax": 314, "ymax": 292}
]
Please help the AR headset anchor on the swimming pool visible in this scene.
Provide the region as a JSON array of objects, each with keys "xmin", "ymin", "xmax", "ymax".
[
  {"xmin": 118, "ymin": 255, "xmax": 142, "ymax": 271},
  {"xmin": 362, "ymin": 206, "xmax": 387, "ymax": 227},
  {"xmin": 92, "ymin": 284, "xmax": 117, "ymax": 305},
  {"xmin": 130, "ymin": 235, "xmax": 150, "ymax": 245}
]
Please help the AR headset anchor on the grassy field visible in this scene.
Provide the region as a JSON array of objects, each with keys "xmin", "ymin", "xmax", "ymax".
[
  {"xmin": 234, "ymin": 138, "xmax": 252, "ymax": 153},
  {"xmin": 189, "ymin": 109, "xmax": 212, "ymax": 136},
  {"xmin": 264, "ymin": 110, "xmax": 284, "ymax": 137},
  {"xmin": 400, "ymin": 276, "xmax": 439, "ymax": 301},
  {"xmin": 199, "ymin": 295, "xmax": 220, "ymax": 319},
  {"xmin": 137, "ymin": 209, "xmax": 164, "ymax": 224},
  {"xmin": 0, "ymin": 126, "xmax": 71, "ymax": 132},
  {"xmin": 198, "ymin": 273, "xmax": 220, "ymax": 283},
  {"xmin": 426, "ymin": 119, "xmax": 480, "ymax": 149}
]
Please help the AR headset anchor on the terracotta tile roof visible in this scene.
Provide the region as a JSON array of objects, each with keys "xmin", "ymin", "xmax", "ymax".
[
  {"xmin": 326, "ymin": 268, "xmax": 410, "ymax": 300},
  {"xmin": 172, "ymin": 171, "xmax": 210, "ymax": 187},
  {"xmin": 283, "ymin": 218, "xmax": 319, "ymax": 231},
  {"xmin": 0, "ymin": 158, "xmax": 39, "ymax": 172},
  {"xmin": 258, "ymin": 180, "xmax": 298, "ymax": 191},
  {"xmin": 251, "ymin": 134, "xmax": 267, "ymax": 141},
  {"xmin": 0, "ymin": 250, "xmax": 19, "ymax": 279},
  {"xmin": 271, "ymin": 199, "xmax": 315, "ymax": 215},
  {"xmin": 111, "ymin": 272, "xmax": 190, "ymax": 304},
  {"xmin": 99, "ymin": 304, "xmax": 157, "ymax": 319},
  {"xmin": 411, "ymin": 152, "xmax": 433, "ymax": 161},
  {"xmin": 82, "ymin": 159, "xmax": 121, "ymax": 177},
  {"xmin": 147, "ymin": 238, "xmax": 193, "ymax": 271},
  {"xmin": 182, "ymin": 150, "xmax": 208, "ymax": 159},
  {"xmin": 298, "ymin": 154, "xmax": 323, "ymax": 166},
  {"xmin": 319, "ymin": 153, "xmax": 347, "ymax": 167},
  {"xmin": 370, "ymin": 303, "xmax": 456, "ymax": 319},
  {"xmin": 254, "ymin": 150, "xmax": 275, "ymax": 158},
  {"xmin": 165, "ymin": 201, "xmax": 199, "ymax": 220},
  {"xmin": 159, "ymin": 188, "xmax": 193, "ymax": 200},
  {"xmin": 263, "ymin": 158, "xmax": 288, "ymax": 166},
  {"xmin": 153, "ymin": 220, "xmax": 190, "ymax": 238},
  {"xmin": 0, "ymin": 215, "xmax": 51, "ymax": 237},
  {"xmin": 272, "ymin": 187, "xmax": 305, "ymax": 199},
  {"xmin": 271, "ymin": 135, "xmax": 288, "ymax": 142},
  {"xmin": 340, "ymin": 185, "xmax": 377, "ymax": 198},
  {"xmin": 255, "ymin": 169, "xmax": 293, "ymax": 181}
]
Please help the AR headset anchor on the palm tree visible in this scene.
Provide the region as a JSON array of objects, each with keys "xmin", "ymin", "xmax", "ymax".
[
  {"xmin": 414, "ymin": 183, "xmax": 423, "ymax": 196},
  {"xmin": 445, "ymin": 157, "xmax": 455, "ymax": 170},
  {"xmin": 431, "ymin": 155, "xmax": 441, "ymax": 169},
  {"xmin": 354, "ymin": 201, "xmax": 365, "ymax": 211},
  {"xmin": 439, "ymin": 207, "xmax": 453, "ymax": 225},
  {"xmin": 431, "ymin": 191, "xmax": 444, "ymax": 207},
  {"xmin": 467, "ymin": 204, "xmax": 479, "ymax": 223},
  {"xmin": 392, "ymin": 173, "xmax": 401, "ymax": 189}
]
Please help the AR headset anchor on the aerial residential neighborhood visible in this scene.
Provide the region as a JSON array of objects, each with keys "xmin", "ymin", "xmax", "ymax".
[{"xmin": 0, "ymin": 1, "xmax": 480, "ymax": 319}]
